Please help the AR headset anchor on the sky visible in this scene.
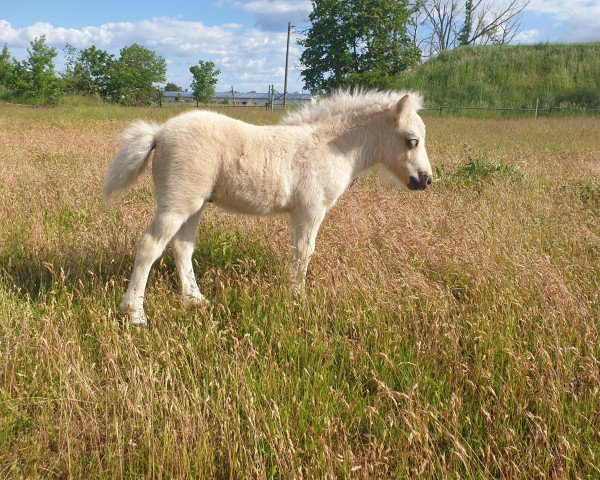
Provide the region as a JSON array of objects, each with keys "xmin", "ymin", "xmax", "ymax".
[{"xmin": 1, "ymin": 0, "xmax": 599, "ymax": 93}]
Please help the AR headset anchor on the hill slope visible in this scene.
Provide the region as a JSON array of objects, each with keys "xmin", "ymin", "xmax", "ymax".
[{"xmin": 394, "ymin": 43, "xmax": 600, "ymax": 109}]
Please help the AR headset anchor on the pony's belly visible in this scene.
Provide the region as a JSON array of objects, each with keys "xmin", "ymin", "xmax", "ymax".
[
  {"xmin": 212, "ymin": 198, "xmax": 288, "ymax": 215},
  {"xmin": 211, "ymin": 180, "xmax": 291, "ymax": 215},
  {"xmin": 211, "ymin": 195, "xmax": 289, "ymax": 215}
]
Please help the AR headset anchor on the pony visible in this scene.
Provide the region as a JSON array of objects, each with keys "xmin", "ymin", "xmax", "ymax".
[{"xmin": 103, "ymin": 90, "xmax": 433, "ymax": 326}]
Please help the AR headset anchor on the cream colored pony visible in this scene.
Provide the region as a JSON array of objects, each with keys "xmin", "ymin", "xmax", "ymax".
[{"xmin": 103, "ymin": 90, "xmax": 432, "ymax": 326}]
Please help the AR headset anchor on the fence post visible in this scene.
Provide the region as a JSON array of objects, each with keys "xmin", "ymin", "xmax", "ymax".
[
  {"xmin": 534, "ymin": 98, "xmax": 539, "ymax": 119},
  {"xmin": 231, "ymin": 86, "xmax": 236, "ymax": 106}
]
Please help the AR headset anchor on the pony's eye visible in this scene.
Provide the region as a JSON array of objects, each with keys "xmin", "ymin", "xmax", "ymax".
[{"xmin": 407, "ymin": 138, "xmax": 418, "ymax": 148}]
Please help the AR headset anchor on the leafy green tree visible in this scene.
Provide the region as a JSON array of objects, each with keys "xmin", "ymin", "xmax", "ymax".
[
  {"xmin": 61, "ymin": 43, "xmax": 79, "ymax": 94},
  {"xmin": 0, "ymin": 44, "xmax": 13, "ymax": 91},
  {"xmin": 300, "ymin": 0, "xmax": 420, "ymax": 92},
  {"xmin": 63, "ymin": 44, "xmax": 115, "ymax": 97},
  {"xmin": 189, "ymin": 61, "xmax": 220, "ymax": 106},
  {"xmin": 164, "ymin": 82, "xmax": 182, "ymax": 92},
  {"xmin": 12, "ymin": 36, "xmax": 62, "ymax": 103},
  {"xmin": 458, "ymin": 0, "xmax": 474, "ymax": 46},
  {"xmin": 108, "ymin": 44, "xmax": 166, "ymax": 105}
]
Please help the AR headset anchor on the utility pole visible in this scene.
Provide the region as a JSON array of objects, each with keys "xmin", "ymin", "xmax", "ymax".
[{"xmin": 283, "ymin": 21, "xmax": 293, "ymax": 107}]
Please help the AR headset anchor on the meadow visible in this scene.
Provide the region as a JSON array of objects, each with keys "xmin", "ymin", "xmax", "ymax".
[{"xmin": 0, "ymin": 103, "xmax": 599, "ymax": 478}]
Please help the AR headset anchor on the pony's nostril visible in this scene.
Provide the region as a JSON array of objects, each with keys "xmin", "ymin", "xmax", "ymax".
[{"xmin": 408, "ymin": 173, "xmax": 432, "ymax": 190}]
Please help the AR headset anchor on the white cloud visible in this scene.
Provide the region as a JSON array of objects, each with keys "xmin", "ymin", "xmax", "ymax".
[
  {"xmin": 526, "ymin": 0, "xmax": 600, "ymax": 41},
  {"xmin": 0, "ymin": 18, "xmax": 306, "ymax": 92},
  {"xmin": 239, "ymin": 0, "xmax": 311, "ymax": 14},
  {"xmin": 232, "ymin": 0, "xmax": 311, "ymax": 31},
  {"xmin": 514, "ymin": 29, "xmax": 542, "ymax": 43},
  {"xmin": 0, "ymin": 19, "xmax": 24, "ymax": 46}
]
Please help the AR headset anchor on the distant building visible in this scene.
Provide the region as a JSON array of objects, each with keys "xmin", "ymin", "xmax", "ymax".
[
  {"xmin": 213, "ymin": 91, "xmax": 311, "ymax": 106},
  {"xmin": 162, "ymin": 91, "xmax": 194, "ymax": 103},
  {"xmin": 161, "ymin": 90, "xmax": 311, "ymax": 106}
]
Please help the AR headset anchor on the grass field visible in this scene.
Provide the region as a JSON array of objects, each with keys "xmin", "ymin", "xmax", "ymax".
[{"xmin": 0, "ymin": 103, "xmax": 599, "ymax": 478}]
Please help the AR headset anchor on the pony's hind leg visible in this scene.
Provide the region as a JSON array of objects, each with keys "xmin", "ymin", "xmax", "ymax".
[
  {"xmin": 120, "ymin": 210, "xmax": 189, "ymax": 326},
  {"xmin": 170, "ymin": 204, "xmax": 209, "ymax": 307}
]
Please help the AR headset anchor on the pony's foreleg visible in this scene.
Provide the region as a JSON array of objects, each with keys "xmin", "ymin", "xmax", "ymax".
[
  {"xmin": 289, "ymin": 207, "xmax": 326, "ymax": 295},
  {"xmin": 120, "ymin": 211, "xmax": 188, "ymax": 326},
  {"xmin": 170, "ymin": 205, "xmax": 209, "ymax": 307}
]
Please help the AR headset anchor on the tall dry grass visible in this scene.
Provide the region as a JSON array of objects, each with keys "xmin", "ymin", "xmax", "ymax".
[{"xmin": 0, "ymin": 104, "xmax": 599, "ymax": 478}]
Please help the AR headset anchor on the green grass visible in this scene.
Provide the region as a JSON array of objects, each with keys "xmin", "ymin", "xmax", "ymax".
[
  {"xmin": 434, "ymin": 156, "xmax": 523, "ymax": 191},
  {"xmin": 570, "ymin": 179, "xmax": 600, "ymax": 205},
  {"xmin": 395, "ymin": 42, "xmax": 600, "ymax": 111},
  {"xmin": 0, "ymin": 104, "xmax": 598, "ymax": 478}
]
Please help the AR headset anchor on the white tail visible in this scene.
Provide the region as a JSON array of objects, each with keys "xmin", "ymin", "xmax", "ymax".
[{"xmin": 103, "ymin": 121, "xmax": 159, "ymax": 205}]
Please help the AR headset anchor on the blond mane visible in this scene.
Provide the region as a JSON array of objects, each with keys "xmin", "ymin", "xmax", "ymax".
[{"xmin": 281, "ymin": 89, "xmax": 423, "ymax": 125}]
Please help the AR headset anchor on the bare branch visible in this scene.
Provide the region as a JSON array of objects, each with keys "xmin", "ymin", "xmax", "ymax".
[
  {"xmin": 468, "ymin": 0, "xmax": 529, "ymax": 45},
  {"xmin": 416, "ymin": 0, "xmax": 529, "ymax": 55}
]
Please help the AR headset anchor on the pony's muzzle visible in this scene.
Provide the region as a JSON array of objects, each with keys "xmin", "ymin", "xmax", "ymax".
[{"xmin": 408, "ymin": 172, "xmax": 433, "ymax": 190}]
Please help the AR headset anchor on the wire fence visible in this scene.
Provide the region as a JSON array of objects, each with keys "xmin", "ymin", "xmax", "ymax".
[
  {"xmin": 162, "ymin": 89, "xmax": 600, "ymax": 117},
  {"xmin": 421, "ymin": 105, "xmax": 600, "ymax": 117},
  {"xmin": 160, "ymin": 86, "xmax": 311, "ymax": 108},
  {"xmin": 219, "ymin": 87, "xmax": 311, "ymax": 109}
]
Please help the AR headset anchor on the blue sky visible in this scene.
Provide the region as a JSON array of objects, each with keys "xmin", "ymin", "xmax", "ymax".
[{"xmin": 1, "ymin": 0, "xmax": 599, "ymax": 93}]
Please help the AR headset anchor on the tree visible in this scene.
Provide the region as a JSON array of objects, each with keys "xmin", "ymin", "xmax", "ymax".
[
  {"xmin": 468, "ymin": 0, "xmax": 528, "ymax": 45},
  {"xmin": 108, "ymin": 44, "xmax": 166, "ymax": 105},
  {"xmin": 63, "ymin": 44, "xmax": 115, "ymax": 97},
  {"xmin": 458, "ymin": 0, "xmax": 474, "ymax": 46},
  {"xmin": 164, "ymin": 82, "xmax": 182, "ymax": 92},
  {"xmin": 299, "ymin": 0, "xmax": 420, "ymax": 92},
  {"xmin": 0, "ymin": 44, "xmax": 12, "ymax": 90},
  {"xmin": 418, "ymin": 0, "xmax": 529, "ymax": 56},
  {"xmin": 61, "ymin": 43, "xmax": 79, "ymax": 94},
  {"xmin": 189, "ymin": 61, "xmax": 220, "ymax": 106},
  {"xmin": 12, "ymin": 36, "xmax": 62, "ymax": 103}
]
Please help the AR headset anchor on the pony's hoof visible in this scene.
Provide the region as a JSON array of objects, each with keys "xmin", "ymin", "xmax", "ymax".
[
  {"xmin": 120, "ymin": 304, "xmax": 149, "ymax": 327},
  {"xmin": 127, "ymin": 310, "xmax": 149, "ymax": 327},
  {"xmin": 183, "ymin": 293, "xmax": 210, "ymax": 308}
]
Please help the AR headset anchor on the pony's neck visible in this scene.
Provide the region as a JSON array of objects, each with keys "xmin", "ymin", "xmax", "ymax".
[{"xmin": 324, "ymin": 112, "xmax": 391, "ymax": 178}]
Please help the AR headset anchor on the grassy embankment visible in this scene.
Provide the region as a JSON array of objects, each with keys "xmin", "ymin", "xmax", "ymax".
[
  {"xmin": 394, "ymin": 42, "xmax": 600, "ymax": 112},
  {"xmin": 0, "ymin": 103, "xmax": 599, "ymax": 478}
]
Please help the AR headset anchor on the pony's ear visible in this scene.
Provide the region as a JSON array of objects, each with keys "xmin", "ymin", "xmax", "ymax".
[{"xmin": 395, "ymin": 94, "xmax": 412, "ymax": 117}]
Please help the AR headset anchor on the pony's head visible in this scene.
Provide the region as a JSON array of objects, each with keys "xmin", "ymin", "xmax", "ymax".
[{"xmin": 381, "ymin": 94, "xmax": 432, "ymax": 191}]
